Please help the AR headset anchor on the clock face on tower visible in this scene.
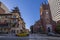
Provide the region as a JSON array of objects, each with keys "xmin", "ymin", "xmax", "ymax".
[{"xmin": 45, "ymin": 11, "xmax": 49, "ymax": 18}]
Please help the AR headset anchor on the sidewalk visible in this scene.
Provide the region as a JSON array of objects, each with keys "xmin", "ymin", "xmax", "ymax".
[
  {"xmin": 32, "ymin": 33, "xmax": 60, "ymax": 37},
  {"xmin": 54, "ymin": 34, "xmax": 60, "ymax": 37}
]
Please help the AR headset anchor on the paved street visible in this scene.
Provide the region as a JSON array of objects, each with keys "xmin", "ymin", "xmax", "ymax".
[
  {"xmin": 0, "ymin": 34, "xmax": 60, "ymax": 40},
  {"xmin": 29, "ymin": 34, "xmax": 60, "ymax": 40}
]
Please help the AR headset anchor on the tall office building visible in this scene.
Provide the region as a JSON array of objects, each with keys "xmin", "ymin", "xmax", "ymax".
[{"xmin": 48, "ymin": 0, "xmax": 60, "ymax": 22}]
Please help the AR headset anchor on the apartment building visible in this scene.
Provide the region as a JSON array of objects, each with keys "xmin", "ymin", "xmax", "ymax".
[{"xmin": 0, "ymin": 2, "xmax": 25, "ymax": 34}]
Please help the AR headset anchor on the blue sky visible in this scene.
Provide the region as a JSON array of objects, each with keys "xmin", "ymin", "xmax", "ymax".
[{"xmin": 0, "ymin": 0, "xmax": 48, "ymax": 29}]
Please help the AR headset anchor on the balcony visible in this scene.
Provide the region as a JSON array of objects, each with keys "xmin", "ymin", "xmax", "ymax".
[
  {"xmin": 0, "ymin": 23, "xmax": 8, "ymax": 28},
  {"xmin": 11, "ymin": 20, "xmax": 18, "ymax": 23},
  {"xmin": 0, "ymin": 21, "xmax": 11, "ymax": 28},
  {"xmin": 12, "ymin": 16, "xmax": 19, "ymax": 18}
]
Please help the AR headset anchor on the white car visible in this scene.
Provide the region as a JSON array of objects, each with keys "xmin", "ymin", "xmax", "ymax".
[{"xmin": 47, "ymin": 32, "xmax": 56, "ymax": 36}]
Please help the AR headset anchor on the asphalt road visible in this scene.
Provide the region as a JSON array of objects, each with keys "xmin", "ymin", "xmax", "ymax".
[{"xmin": 0, "ymin": 34, "xmax": 60, "ymax": 40}]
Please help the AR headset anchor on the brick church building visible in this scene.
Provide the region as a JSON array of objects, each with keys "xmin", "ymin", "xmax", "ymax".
[{"xmin": 40, "ymin": 3, "xmax": 56, "ymax": 33}]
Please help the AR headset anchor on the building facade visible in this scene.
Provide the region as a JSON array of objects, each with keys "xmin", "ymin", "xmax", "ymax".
[
  {"xmin": 40, "ymin": 3, "xmax": 56, "ymax": 33},
  {"xmin": 32, "ymin": 20, "xmax": 42, "ymax": 33},
  {"xmin": 10, "ymin": 7, "xmax": 26, "ymax": 34},
  {"xmin": 0, "ymin": 2, "xmax": 26, "ymax": 34},
  {"xmin": 48, "ymin": 0, "xmax": 60, "ymax": 22}
]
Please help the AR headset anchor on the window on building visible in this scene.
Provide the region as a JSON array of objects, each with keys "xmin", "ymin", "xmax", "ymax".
[
  {"xmin": 5, "ymin": 16, "xmax": 11, "ymax": 18},
  {"xmin": 13, "ymin": 19, "xmax": 17, "ymax": 23},
  {"xmin": 58, "ymin": 0, "xmax": 59, "ymax": 1},
  {"xmin": 5, "ymin": 20, "xmax": 10, "ymax": 23},
  {"xmin": 20, "ymin": 30, "xmax": 23, "ymax": 33},
  {"xmin": 12, "ymin": 23, "xmax": 16, "ymax": 27},
  {"xmin": 8, "ymin": 16, "xmax": 11, "ymax": 18},
  {"xmin": 17, "ymin": 30, "xmax": 19, "ymax": 33},
  {"xmin": 6, "ymin": 20, "xmax": 10, "ymax": 23},
  {"xmin": 5, "ymin": 16, "xmax": 7, "ymax": 18},
  {"xmin": 58, "ymin": 6, "xmax": 60, "ymax": 9},
  {"xmin": 11, "ymin": 30, "xmax": 15, "ymax": 33},
  {"xmin": 0, "ymin": 16, "xmax": 2, "ymax": 19},
  {"xmin": 13, "ymin": 16, "xmax": 16, "ymax": 18},
  {"xmin": 4, "ymin": 28, "xmax": 6, "ymax": 31},
  {"xmin": 58, "ymin": 2, "xmax": 60, "ymax": 5}
]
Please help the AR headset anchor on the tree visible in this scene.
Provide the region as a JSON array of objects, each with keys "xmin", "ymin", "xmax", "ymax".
[
  {"xmin": 56, "ymin": 24, "xmax": 60, "ymax": 34},
  {"xmin": 38, "ymin": 26, "xmax": 44, "ymax": 34},
  {"xmin": 30, "ymin": 25, "xmax": 34, "ymax": 33}
]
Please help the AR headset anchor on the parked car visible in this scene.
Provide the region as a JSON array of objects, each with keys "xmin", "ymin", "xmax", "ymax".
[
  {"xmin": 47, "ymin": 32, "xmax": 56, "ymax": 36},
  {"xmin": 16, "ymin": 32, "xmax": 29, "ymax": 37}
]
